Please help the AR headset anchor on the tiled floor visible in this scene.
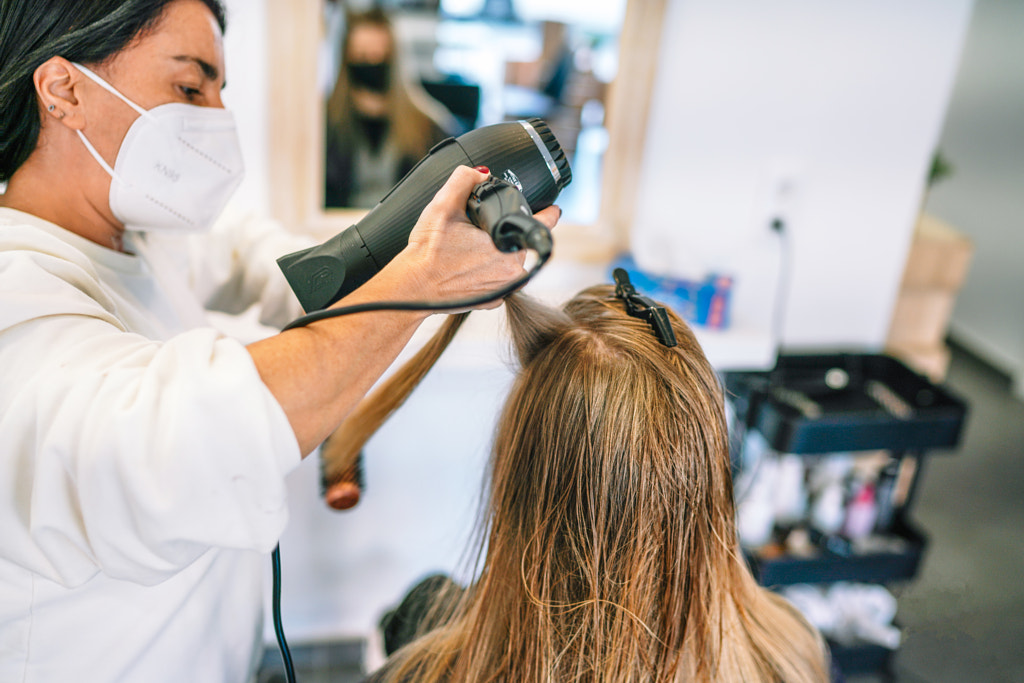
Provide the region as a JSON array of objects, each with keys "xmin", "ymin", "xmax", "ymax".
[{"xmin": 257, "ymin": 344, "xmax": 1024, "ymax": 683}]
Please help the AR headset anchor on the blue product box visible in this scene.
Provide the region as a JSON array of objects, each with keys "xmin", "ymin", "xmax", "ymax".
[{"xmin": 609, "ymin": 254, "xmax": 733, "ymax": 329}]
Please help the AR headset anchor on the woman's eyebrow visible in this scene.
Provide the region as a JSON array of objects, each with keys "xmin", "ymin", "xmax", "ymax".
[{"xmin": 171, "ymin": 54, "xmax": 226, "ymax": 89}]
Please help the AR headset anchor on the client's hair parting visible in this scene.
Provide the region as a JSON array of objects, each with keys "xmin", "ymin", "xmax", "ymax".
[{"xmin": 324, "ymin": 290, "xmax": 829, "ymax": 682}]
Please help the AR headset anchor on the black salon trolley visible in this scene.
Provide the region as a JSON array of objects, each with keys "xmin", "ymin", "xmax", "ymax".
[{"xmin": 724, "ymin": 353, "xmax": 968, "ymax": 679}]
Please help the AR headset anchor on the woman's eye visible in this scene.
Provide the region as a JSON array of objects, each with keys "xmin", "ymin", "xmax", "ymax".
[{"xmin": 179, "ymin": 85, "xmax": 201, "ymax": 100}]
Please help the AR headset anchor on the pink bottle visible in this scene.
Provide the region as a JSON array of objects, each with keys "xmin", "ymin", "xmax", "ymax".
[{"xmin": 843, "ymin": 481, "xmax": 878, "ymax": 540}]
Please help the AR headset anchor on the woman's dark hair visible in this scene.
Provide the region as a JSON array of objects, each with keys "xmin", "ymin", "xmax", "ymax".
[{"xmin": 0, "ymin": 0, "xmax": 227, "ymax": 182}]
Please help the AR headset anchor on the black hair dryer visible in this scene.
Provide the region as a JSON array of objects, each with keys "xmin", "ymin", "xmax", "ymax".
[{"xmin": 277, "ymin": 118, "xmax": 572, "ymax": 312}]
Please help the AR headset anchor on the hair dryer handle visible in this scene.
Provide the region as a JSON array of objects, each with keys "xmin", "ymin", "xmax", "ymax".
[{"xmin": 467, "ymin": 177, "xmax": 553, "ymax": 257}]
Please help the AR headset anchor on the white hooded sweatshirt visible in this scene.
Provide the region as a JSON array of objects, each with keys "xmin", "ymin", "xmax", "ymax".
[{"xmin": 0, "ymin": 207, "xmax": 308, "ymax": 682}]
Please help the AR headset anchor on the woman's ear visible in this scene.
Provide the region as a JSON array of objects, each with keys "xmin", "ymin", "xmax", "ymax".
[{"xmin": 34, "ymin": 56, "xmax": 86, "ymax": 130}]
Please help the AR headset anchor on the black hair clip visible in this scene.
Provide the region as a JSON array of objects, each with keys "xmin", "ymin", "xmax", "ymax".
[{"xmin": 612, "ymin": 268, "xmax": 678, "ymax": 348}]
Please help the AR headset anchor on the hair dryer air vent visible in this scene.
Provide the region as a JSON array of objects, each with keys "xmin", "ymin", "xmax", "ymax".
[{"xmin": 523, "ymin": 117, "xmax": 572, "ymax": 191}]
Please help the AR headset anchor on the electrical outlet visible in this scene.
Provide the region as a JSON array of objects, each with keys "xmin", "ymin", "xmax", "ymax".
[{"xmin": 764, "ymin": 158, "xmax": 804, "ymax": 233}]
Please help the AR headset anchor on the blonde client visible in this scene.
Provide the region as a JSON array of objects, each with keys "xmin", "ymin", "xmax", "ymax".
[{"xmin": 325, "ymin": 276, "xmax": 832, "ymax": 683}]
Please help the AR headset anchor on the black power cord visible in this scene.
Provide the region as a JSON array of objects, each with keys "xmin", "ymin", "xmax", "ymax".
[
  {"xmin": 269, "ymin": 244, "xmax": 551, "ymax": 683},
  {"xmin": 280, "ymin": 254, "xmax": 548, "ymax": 333},
  {"xmin": 270, "ymin": 545, "xmax": 296, "ymax": 683},
  {"xmin": 731, "ymin": 215, "xmax": 791, "ymax": 506}
]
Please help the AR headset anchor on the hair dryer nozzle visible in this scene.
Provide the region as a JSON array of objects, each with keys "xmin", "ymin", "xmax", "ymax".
[
  {"xmin": 278, "ymin": 119, "xmax": 571, "ymax": 312},
  {"xmin": 516, "ymin": 117, "xmax": 572, "ymax": 193}
]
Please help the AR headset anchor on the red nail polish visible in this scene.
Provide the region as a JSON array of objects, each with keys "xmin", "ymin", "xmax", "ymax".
[{"xmin": 473, "ymin": 165, "xmax": 490, "ymax": 174}]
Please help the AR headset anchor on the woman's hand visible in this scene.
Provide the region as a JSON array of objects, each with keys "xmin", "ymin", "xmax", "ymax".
[
  {"xmin": 386, "ymin": 165, "xmax": 560, "ymax": 309},
  {"xmin": 250, "ymin": 166, "xmax": 560, "ymax": 455}
]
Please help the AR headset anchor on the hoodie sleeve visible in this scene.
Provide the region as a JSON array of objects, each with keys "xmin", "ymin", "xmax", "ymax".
[
  {"xmin": 0, "ymin": 239, "xmax": 301, "ymax": 588},
  {"xmin": 186, "ymin": 207, "xmax": 321, "ymax": 330}
]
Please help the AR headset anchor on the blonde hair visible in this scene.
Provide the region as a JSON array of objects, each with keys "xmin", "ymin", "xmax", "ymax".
[
  {"xmin": 321, "ymin": 313, "xmax": 468, "ymax": 486},
  {"xmin": 326, "ymin": 289, "xmax": 830, "ymax": 682}
]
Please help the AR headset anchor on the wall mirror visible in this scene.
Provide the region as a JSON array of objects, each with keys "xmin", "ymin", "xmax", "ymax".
[{"xmin": 266, "ymin": 0, "xmax": 666, "ymax": 260}]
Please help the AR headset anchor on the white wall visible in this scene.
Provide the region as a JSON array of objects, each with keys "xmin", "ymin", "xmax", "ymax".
[
  {"xmin": 221, "ymin": 0, "xmax": 270, "ymax": 215},
  {"xmin": 631, "ymin": 0, "xmax": 974, "ymax": 354},
  {"xmin": 921, "ymin": 0, "xmax": 1024, "ymax": 399}
]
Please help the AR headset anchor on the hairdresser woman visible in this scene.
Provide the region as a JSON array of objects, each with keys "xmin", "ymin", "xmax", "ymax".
[{"xmin": 0, "ymin": 1, "xmax": 557, "ymax": 681}]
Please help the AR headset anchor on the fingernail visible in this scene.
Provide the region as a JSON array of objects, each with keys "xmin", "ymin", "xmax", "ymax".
[{"xmin": 473, "ymin": 165, "xmax": 490, "ymax": 174}]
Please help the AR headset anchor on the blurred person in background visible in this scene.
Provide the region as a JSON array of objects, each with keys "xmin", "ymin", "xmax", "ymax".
[{"xmin": 324, "ymin": 7, "xmax": 456, "ymax": 209}]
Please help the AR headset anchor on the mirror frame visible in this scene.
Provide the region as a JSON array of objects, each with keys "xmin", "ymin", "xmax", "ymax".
[{"xmin": 265, "ymin": 0, "xmax": 667, "ymax": 260}]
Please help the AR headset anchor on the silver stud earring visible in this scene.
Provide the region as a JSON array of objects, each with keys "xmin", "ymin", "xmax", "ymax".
[{"xmin": 47, "ymin": 104, "xmax": 55, "ymax": 112}]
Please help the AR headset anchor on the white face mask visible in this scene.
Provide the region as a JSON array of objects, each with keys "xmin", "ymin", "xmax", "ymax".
[{"xmin": 72, "ymin": 62, "xmax": 245, "ymax": 233}]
